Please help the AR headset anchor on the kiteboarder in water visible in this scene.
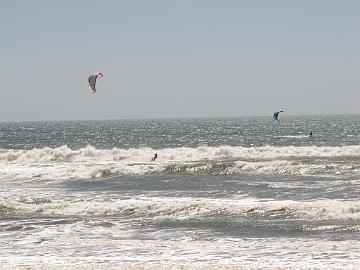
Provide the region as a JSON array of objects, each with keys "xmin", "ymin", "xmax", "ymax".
[
  {"xmin": 88, "ymin": 72, "xmax": 103, "ymax": 93},
  {"xmin": 151, "ymin": 153, "xmax": 158, "ymax": 161}
]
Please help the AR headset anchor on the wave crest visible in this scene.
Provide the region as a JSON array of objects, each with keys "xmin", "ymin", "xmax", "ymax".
[
  {"xmin": 0, "ymin": 144, "xmax": 359, "ymax": 180},
  {"xmin": 3, "ymin": 197, "xmax": 360, "ymax": 221}
]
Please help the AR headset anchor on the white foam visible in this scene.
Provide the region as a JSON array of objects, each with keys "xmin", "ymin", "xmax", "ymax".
[
  {"xmin": 277, "ymin": 135, "xmax": 309, "ymax": 139},
  {"xmin": 4, "ymin": 195, "xmax": 360, "ymax": 270},
  {"xmin": 3, "ymin": 196, "xmax": 360, "ymax": 221},
  {"xmin": 1, "ymin": 230, "xmax": 360, "ymax": 269},
  {"xmin": 0, "ymin": 144, "xmax": 359, "ymax": 180}
]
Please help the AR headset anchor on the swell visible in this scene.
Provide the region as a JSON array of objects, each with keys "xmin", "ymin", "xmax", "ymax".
[
  {"xmin": 2, "ymin": 197, "xmax": 360, "ymax": 221},
  {"xmin": 0, "ymin": 144, "xmax": 359, "ymax": 180}
]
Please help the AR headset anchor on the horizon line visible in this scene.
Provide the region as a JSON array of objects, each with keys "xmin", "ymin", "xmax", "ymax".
[{"xmin": 0, "ymin": 113, "xmax": 359, "ymax": 124}]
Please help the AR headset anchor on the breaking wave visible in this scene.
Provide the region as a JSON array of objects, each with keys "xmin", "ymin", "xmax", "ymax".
[
  {"xmin": 2, "ymin": 196, "xmax": 360, "ymax": 221},
  {"xmin": 0, "ymin": 144, "xmax": 359, "ymax": 180}
]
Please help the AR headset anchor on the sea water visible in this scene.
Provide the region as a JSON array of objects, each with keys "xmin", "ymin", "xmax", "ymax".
[{"xmin": 0, "ymin": 115, "xmax": 359, "ymax": 269}]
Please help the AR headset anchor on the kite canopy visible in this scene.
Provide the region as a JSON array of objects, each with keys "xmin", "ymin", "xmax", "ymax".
[
  {"xmin": 88, "ymin": 72, "xmax": 103, "ymax": 93},
  {"xmin": 273, "ymin": 110, "xmax": 283, "ymax": 122}
]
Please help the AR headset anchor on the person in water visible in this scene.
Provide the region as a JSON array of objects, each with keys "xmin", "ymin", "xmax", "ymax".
[
  {"xmin": 151, "ymin": 153, "xmax": 158, "ymax": 161},
  {"xmin": 309, "ymin": 131, "xmax": 313, "ymax": 138}
]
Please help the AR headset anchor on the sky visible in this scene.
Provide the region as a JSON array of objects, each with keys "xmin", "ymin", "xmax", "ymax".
[{"xmin": 1, "ymin": 0, "xmax": 359, "ymax": 121}]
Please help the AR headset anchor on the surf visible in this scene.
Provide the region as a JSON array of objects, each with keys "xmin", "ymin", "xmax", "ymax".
[{"xmin": 0, "ymin": 144, "xmax": 359, "ymax": 180}]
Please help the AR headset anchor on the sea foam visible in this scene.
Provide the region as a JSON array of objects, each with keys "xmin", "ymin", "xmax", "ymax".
[
  {"xmin": 3, "ymin": 196, "xmax": 360, "ymax": 221},
  {"xmin": 0, "ymin": 144, "xmax": 359, "ymax": 180}
]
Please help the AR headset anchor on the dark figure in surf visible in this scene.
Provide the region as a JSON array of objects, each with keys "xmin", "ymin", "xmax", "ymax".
[
  {"xmin": 309, "ymin": 131, "xmax": 313, "ymax": 138},
  {"xmin": 151, "ymin": 153, "xmax": 158, "ymax": 161}
]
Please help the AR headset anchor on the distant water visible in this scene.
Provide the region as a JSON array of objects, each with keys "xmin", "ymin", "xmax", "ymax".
[{"xmin": 0, "ymin": 115, "xmax": 359, "ymax": 269}]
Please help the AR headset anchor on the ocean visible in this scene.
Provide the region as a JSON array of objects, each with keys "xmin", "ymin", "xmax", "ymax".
[{"xmin": 0, "ymin": 115, "xmax": 359, "ymax": 269}]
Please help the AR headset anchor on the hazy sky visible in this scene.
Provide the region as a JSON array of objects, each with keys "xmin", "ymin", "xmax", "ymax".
[{"xmin": 1, "ymin": 0, "xmax": 359, "ymax": 121}]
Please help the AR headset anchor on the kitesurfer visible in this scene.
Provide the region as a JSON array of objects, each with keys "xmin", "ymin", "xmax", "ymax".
[{"xmin": 151, "ymin": 153, "xmax": 158, "ymax": 161}]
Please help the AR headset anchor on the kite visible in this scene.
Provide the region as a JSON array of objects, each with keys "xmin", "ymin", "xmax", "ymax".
[
  {"xmin": 88, "ymin": 72, "xmax": 103, "ymax": 93},
  {"xmin": 273, "ymin": 110, "xmax": 283, "ymax": 122}
]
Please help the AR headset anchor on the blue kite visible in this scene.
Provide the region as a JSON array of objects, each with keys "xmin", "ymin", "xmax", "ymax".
[{"xmin": 273, "ymin": 110, "xmax": 283, "ymax": 122}]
